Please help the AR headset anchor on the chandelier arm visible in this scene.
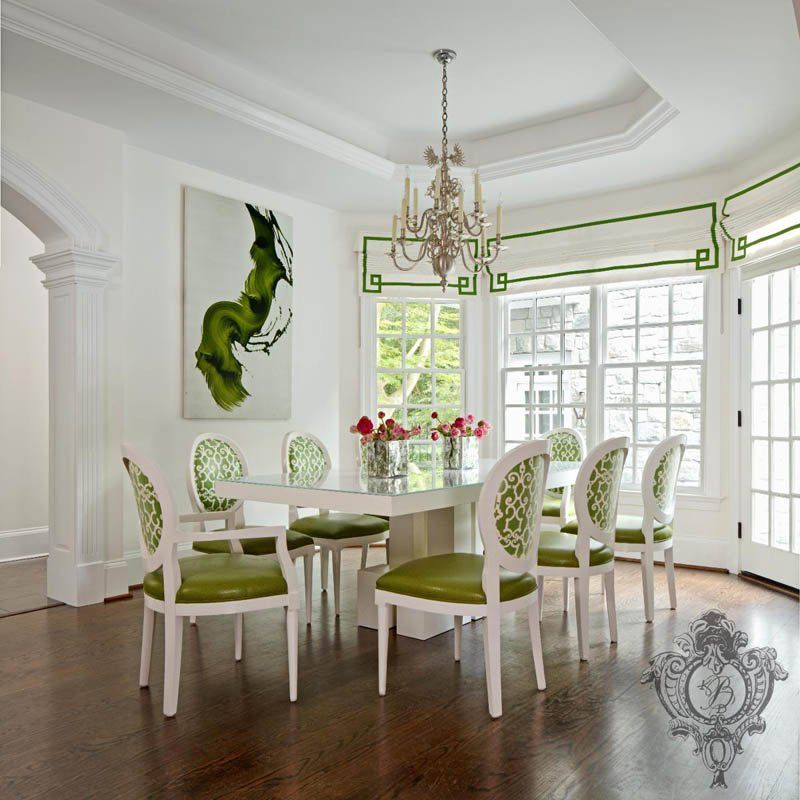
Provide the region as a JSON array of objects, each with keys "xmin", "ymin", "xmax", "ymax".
[
  {"xmin": 459, "ymin": 243, "xmax": 486, "ymax": 274},
  {"xmin": 398, "ymin": 237, "xmax": 431, "ymax": 265}
]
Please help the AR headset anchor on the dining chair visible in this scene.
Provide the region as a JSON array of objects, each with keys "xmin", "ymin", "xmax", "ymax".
[
  {"xmin": 375, "ymin": 439, "xmax": 550, "ymax": 718},
  {"xmin": 186, "ymin": 433, "xmax": 316, "ymax": 625},
  {"xmin": 122, "ymin": 444, "xmax": 299, "ymax": 717},
  {"xmin": 608, "ymin": 434, "xmax": 686, "ymax": 622},
  {"xmin": 536, "ymin": 436, "xmax": 629, "ymax": 661},
  {"xmin": 282, "ymin": 431, "xmax": 390, "ymax": 616},
  {"xmin": 542, "ymin": 427, "xmax": 586, "ymax": 611}
]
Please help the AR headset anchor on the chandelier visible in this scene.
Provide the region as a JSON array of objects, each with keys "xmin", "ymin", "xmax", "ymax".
[{"xmin": 389, "ymin": 49, "xmax": 506, "ymax": 291}]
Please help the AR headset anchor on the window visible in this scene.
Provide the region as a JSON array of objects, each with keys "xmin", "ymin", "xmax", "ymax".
[
  {"xmin": 372, "ymin": 299, "xmax": 464, "ymax": 438},
  {"xmin": 501, "ymin": 276, "xmax": 706, "ymax": 489}
]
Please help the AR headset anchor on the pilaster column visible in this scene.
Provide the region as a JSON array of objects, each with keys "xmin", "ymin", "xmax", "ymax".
[{"xmin": 30, "ymin": 249, "xmax": 117, "ymax": 606}]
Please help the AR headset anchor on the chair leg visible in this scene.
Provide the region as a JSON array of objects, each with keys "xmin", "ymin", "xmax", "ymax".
[
  {"xmin": 528, "ymin": 596, "xmax": 546, "ymax": 690},
  {"xmin": 484, "ymin": 613, "xmax": 503, "ymax": 718},
  {"xmin": 454, "ymin": 616, "xmax": 463, "ymax": 661},
  {"xmin": 665, "ymin": 547, "xmax": 677, "ymax": 610},
  {"xmin": 562, "ymin": 577, "xmax": 570, "ymax": 612},
  {"xmin": 234, "ymin": 613, "xmax": 243, "ymax": 661},
  {"xmin": 189, "ymin": 616, "xmax": 197, "ymax": 625},
  {"xmin": 303, "ymin": 553, "xmax": 313, "ymax": 625},
  {"xmin": 331, "ymin": 548, "xmax": 342, "ymax": 616},
  {"xmin": 320, "ymin": 547, "xmax": 329, "ymax": 593},
  {"xmin": 287, "ymin": 608, "xmax": 298, "ymax": 702},
  {"xmin": 163, "ymin": 612, "xmax": 183, "ymax": 717},
  {"xmin": 537, "ymin": 577, "xmax": 545, "ymax": 622},
  {"xmin": 604, "ymin": 571, "xmax": 618, "ymax": 643},
  {"xmin": 139, "ymin": 605, "xmax": 155, "ymax": 688},
  {"xmin": 599, "ymin": 574, "xmax": 605, "ymax": 596},
  {"xmin": 641, "ymin": 550, "xmax": 655, "ymax": 623},
  {"xmin": 575, "ymin": 576, "xmax": 589, "ymax": 661},
  {"xmin": 378, "ymin": 603, "xmax": 389, "ymax": 695},
  {"xmin": 385, "ymin": 537, "xmax": 391, "ymax": 564},
  {"xmin": 360, "ymin": 544, "xmax": 369, "ymax": 570}
]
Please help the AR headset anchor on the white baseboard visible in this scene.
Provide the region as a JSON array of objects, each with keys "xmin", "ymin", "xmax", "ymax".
[
  {"xmin": 615, "ymin": 536, "xmax": 730, "ymax": 570},
  {"xmin": 0, "ymin": 526, "xmax": 49, "ymax": 562}
]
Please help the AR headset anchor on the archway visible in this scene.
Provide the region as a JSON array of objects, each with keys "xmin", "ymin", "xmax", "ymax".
[{"xmin": 1, "ymin": 147, "xmax": 119, "ymax": 605}]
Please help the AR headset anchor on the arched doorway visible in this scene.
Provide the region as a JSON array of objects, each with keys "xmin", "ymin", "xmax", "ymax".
[{"xmin": 1, "ymin": 147, "xmax": 119, "ymax": 605}]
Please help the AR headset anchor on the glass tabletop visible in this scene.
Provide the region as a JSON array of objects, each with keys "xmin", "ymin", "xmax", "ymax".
[{"xmin": 224, "ymin": 459, "xmax": 581, "ymax": 498}]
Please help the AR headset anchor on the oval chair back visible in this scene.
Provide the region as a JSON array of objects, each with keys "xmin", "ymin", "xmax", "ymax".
[
  {"xmin": 187, "ymin": 433, "xmax": 248, "ymax": 518},
  {"xmin": 543, "ymin": 427, "xmax": 585, "ymax": 497},
  {"xmin": 641, "ymin": 435, "xmax": 686, "ymax": 528},
  {"xmin": 477, "ymin": 439, "xmax": 551, "ymax": 602},
  {"xmin": 281, "ymin": 431, "xmax": 332, "ymax": 475},
  {"xmin": 122, "ymin": 444, "xmax": 181, "ymax": 594},
  {"xmin": 571, "ymin": 436, "xmax": 630, "ymax": 566}
]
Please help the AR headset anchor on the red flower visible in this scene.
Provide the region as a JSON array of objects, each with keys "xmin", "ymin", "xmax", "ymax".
[
  {"xmin": 356, "ymin": 416, "xmax": 374, "ymax": 436},
  {"xmin": 431, "ymin": 411, "xmax": 438, "ymax": 419},
  {"xmin": 431, "ymin": 431, "xmax": 440, "ymax": 441},
  {"xmin": 378, "ymin": 411, "xmax": 385, "ymax": 419},
  {"xmin": 386, "ymin": 418, "xmax": 396, "ymax": 428},
  {"xmin": 453, "ymin": 417, "xmax": 466, "ymax": 429}
]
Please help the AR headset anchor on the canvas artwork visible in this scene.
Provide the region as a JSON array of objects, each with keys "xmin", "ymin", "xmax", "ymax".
[{"xmin": 183, "ymin": 186, "xmax": 293, "ymax": 419}]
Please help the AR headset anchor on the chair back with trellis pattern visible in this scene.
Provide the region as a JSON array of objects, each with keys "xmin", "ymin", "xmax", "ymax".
[
  {"xmin": 641, "ymin": 435, "xmax": 686, "ymax": 526},
  {"xmin": 187, "ymin": 434, "xmax": 247, "ymax": 515}
]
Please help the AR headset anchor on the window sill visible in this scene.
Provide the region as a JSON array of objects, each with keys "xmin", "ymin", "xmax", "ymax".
[{"xmin": 618, "ymin": 490, "xmax": 726, "ymax": 513}]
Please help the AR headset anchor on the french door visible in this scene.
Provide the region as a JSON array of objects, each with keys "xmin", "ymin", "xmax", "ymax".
[{"xmin": 741, "ymin": 265, "xmax": 800, "ymax": 588}]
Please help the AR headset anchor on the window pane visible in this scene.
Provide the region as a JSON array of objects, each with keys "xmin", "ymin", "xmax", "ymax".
[
  {"xmin": 751, "ymin": 276, "xmax": 769, "ymax": 328},
  {"xmin": 405, "ymin": 303, "xmax": 431, "ymax": 334},
  {"xmin": 409, "ymin": 441, "xmax": 433, "ymax": 467},
  {"xmin": 771, "ymin": 383, "xmax": 789, "ymax": 438},
  {"xmin": 794, "ymin": 499, "xmax": 800, "ymax": 554},
  {"xmin": 772, "ymin": 496, "xmax": 791, "ymax": 551},
  {"xmin": 671, "ymin": 407, "xmax": 702, "ymax": 446},
  {"xmin": 635, "ymin": 447, "xmax": 654, "ymax": 484},
  {"xmin": 793, "ymin": 325, "xmax": 800, "ymax": 378},
  {"xmin": 606, "ymin": 328, "xmax": 636, "ymax": 362},
  {"xmin": 563, "ymin": 331, "xmax": 590, "ymax": 364},
  {"xmin": 772, "ymin": 440, "xmax": 790, "ymax": 494},
  {"xmin": 434, "ymin": 373, "xmax": 461, "ymax": 405},
  {"xmin": 752, "ymin": 385, "xmax": 768, "ymax": 436},
  {"xmin": 378, "ymin": 406, "xmax": 402, "ymax": 427},
  {"xmin": 377, "ymin": 337, "xmax": 402, "ymax": 369},
  {"xmin": 532, "ymin": 407, "xmax": 561, "ymax": 436},
  {"xmin": 505, "ymin": 406, "xmax": 530, "ymax": 440},
  {"xmin": 793, "ymin": 272, "xmax": 800, "ymax": 320},
  {"xmin": 532, "ymin": 370, "xmax": 560, "ymax": 405},
  {"xmin": 605, "ymin": 407, "xmax": 633, "ymax": 438},
  {"xmin": 752, "ymin": 439, "xmax": 769, "ymax": 491},
  {"xmin": 638, "ymin": 407, "xmax": 667, "ymax": 444},
  {"xmin": 672, "ymin": 324, "xmax": 704, "ymax": 360},
  {"xmin": 433, "ymin": 337, "xmax": 460, "ymax": 369},
  {"xmin": 605, "ymin": 367, "xmax": 634, "ymax": 404},
  {"xmin": 680, "ymin": 448, "xmax": 701, "ymax": 486},
  {"xmin": 406, "ymin": 372, "xmax": 432, "ymax": 405},
  {"xmin": 771, "ymin": 326, "xmax": 789, "ymax": 380},
  {"xmin": 671, "ymin": 365, "xmax": 702, "ymax": 404},
  {"xmin": 535, "ymin": 333, "xmax": 561, "ymax": 365},
  {"xmin": 752, "ymin": 492, "xmax": 769, "ymax": 544},
  {"xmin": 406, "ymin": 407, "xmax": 433, "ymax": 436},
  {"xmin": 536, "ymin": 296, "xmax": 561, "ymax": 330},
  {"xmin": 639, "ymin": 326, "xmax": 669, "ymax": 362},
  {"xmin": 638, "ymin": 366, "xmax": 667, "ymax": 404},
  {"xmin": 404, "ymin": 338, "xmax": 431, "ymax": 368},
  {"xmin": 505, "ymin": 370, "xmax": 530, "ymax": 405},
  {"xmin": 564, "ymin": 293, "xmax": 590, "ymax": 329},
  {"xmin": 508, "ymin": 300, "xmax": 534, "ymax": 334},
  {"xmin": 377, "ymin": 373, "xmax": 402, "ymax": 405},
  {"xmin": 509, "ymin": 334, "xmax": 533, "ymax": 365},
  {"xmin": 563, "ymin": 407, "xmax": 588, "ymax": 437},
  {"xmin": 672, "ymin": 281, "xmax": 704, "ymax": 322},
  {"xmin": 639, "ymin": 285, "xmax": 669, "ymax": 323},
  {"xmin": 795, "ymin": 384, "xmax": 800, "ymax": 435},
  {"xmin": 772, "ymin": 270, "xmax": 790, "ymax": 325},
  {"xmin": 562, "ymin": 369, "xmax": 587, "ymax": 405},
  {"xmin": 607, "ymin": 289, "xmax": 636, "ymax": 327},
  {"xmin": 793, "ymin": 441, "xmax": 800, "ymax": 494},
  {"xmin": 434, "ymin": 303, "xmax": 460, "ymax": 335},
  {"xmin": 377, "ymin": 302, "xmax": 403, "ymax": 334},
  {"xmin": 751, "ymin": 330, "xmax": 768, "ymax": 382}
]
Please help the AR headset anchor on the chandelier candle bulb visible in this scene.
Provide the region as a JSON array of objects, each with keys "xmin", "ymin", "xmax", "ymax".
[
  {"xmin": 392, "ymin": 215, "xmax": 398, "ymax": 244},
  {"xmin": 496, "ymin": 204, "xmax": 502, "ymax": 238},
  {"xmin": 413, "ymin": 187, "xmax": 419, "ymax": 218}
]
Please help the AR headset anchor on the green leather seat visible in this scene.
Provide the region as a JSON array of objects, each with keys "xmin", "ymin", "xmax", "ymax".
[
  {"xmin": 192, "ymin": 529, "xmax": 314, "ymax": 556},
  {"xmin": 143, "ymin": 554, "xmax": 287, "ymax": 603},
  {"xmin": 537, "ymin": 530, "xmax": 614, "ymax": 569},
  {"xmin": 290, "ymin": 512, "xmax": 389, "ymax": 540},
  {"xmin": 541, "ymin": 495, "xmax": 575, "ymax": 518},
  {"xmin": 375, "ymin": 553, "xmax": 537, "ymax": 605},
  {"xmin": 561, "ymin": 514, "xmax": 673, "ymax": 544}
]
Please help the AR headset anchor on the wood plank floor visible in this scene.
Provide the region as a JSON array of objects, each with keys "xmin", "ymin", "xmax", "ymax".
[
  {"xmin": 0, "ymin": 557, "xmax": 62, "ymax": 617},
  {"xmin": 0, "ymin": 551, "xmax": 796, "ymax": 800}
]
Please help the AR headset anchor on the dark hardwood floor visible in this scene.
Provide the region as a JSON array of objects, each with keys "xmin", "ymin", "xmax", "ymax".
[
  {"xmin": 0, "ymin": 551, "xmax": 796, "ymax": 800},
  {"xmin": 0, "ymin": 557, "xmax": 62, "ymax": 617}
]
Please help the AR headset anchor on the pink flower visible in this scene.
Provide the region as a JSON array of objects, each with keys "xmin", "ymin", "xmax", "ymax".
[
  {"xmin": 349, "ymin": 425, "xmax": 358, "ymax": 433},
  {"xmin": 356, "ymin": 416, "xmax": 374, "ymax": 436},
  {"xmin": 451, "ymin": 428, "xmax": 461, "ymax": 437},
  {"xmin": 360, "ymin": 436, "xmax": 368, "ymax": 445},
  {"xmin": 386, "ymin": 418, "xmax": 396, "ymax": 429},
  {"xmin": 466, "ymin": 414, "xmax": 474, "ymax": 424},
  {"xmin": 441, "ymin": 423, "xmax": 451, "ymax": 433},
  {"xmin": 453, "ymin": 417, "xmax": 466, "ymax": 429},
  {"xmin": 475, "ymin": 427, "xmax": 484, "ymax": 439},
  {"xmin": 431, "ymin": 431, "xmax": 440, "ymax": 442}
]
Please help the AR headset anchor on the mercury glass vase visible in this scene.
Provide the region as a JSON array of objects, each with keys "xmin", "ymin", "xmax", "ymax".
[
  {"xmin": 442, "ymin": 436, "xmax": 479, "ymax": 471},
  {"xmin": 364, "ymin": 440, "xmax": 409, "ymax": 478}
]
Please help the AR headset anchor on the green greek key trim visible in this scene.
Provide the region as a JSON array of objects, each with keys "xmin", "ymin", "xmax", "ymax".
[
  {"xmin": 361, "ymin": 235, "xmax": 478, "ymax": 296},
  {"xmin": 720, "ymin": 161, "xmax": 800, "ymax": 262},
  {"xmin": 485, "ymin": 202, "xmax": 719, "ymax": 293}
]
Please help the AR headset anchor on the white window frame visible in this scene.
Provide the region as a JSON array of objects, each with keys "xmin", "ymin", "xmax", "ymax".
[{"xmin": 499, "ymin": 275, "xmax": 709, "ymax": 492}]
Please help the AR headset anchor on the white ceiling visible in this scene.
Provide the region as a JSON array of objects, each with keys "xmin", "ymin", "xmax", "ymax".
[{"xmin": 1, "ymin": 0, "xmax": 799, "ymax": 213}]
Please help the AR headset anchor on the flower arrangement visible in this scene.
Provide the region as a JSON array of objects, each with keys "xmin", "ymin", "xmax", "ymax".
[
  {"xmin": 429, "ymin": 412, "xmax": 492, "ymax": 442},
  {"xmin": 350, "ymin": 412, "xmax": 422, "ymax": 445}
]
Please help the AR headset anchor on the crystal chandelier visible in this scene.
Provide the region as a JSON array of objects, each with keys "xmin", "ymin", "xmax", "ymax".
[{"xmin": 390, "ymin": 49, "xmax": 506, "ymax": 291}]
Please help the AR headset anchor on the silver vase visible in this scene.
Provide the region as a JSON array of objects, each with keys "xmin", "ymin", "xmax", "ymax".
[
  {"xmin": 442, "ymin": 436, "xmax": 479, "ymax": 471},
  {"xmin": 364, "ymin": 440, "xmax": 409, "ymax": 478}
]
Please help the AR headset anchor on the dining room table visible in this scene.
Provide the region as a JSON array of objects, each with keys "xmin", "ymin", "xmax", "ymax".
[{"xmin": 216, "ymin": 456, "xmax": 581, "ymax": 640}]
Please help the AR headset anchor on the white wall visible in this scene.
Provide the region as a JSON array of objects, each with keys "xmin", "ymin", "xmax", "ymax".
[
  {"xmin": 122, "ymin": 146, "xmax": 350, "ymax": 580},
  {"xmin": 0, "ymin": 209, "xmax": 49, "ymax": 559}
]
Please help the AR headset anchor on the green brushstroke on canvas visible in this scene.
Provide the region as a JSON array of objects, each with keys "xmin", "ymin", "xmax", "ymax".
[{"xmin": 195, "ymin": 204, "xmax": 293, "ymax": 411}]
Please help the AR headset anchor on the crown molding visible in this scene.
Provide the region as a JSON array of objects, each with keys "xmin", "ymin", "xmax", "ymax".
[{"xmin": 0, "ymin": 0, "xmax": 396, "ymax": 180}]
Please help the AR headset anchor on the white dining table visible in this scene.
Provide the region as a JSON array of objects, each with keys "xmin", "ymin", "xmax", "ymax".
[{"xmin": 216, "ymin": 458, "xmax": 580, "ymax": 640}]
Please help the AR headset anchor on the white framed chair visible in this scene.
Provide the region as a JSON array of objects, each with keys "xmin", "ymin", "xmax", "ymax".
[
  {"xmin": 185, "ymin": 433, "xmax": 316, "ymax": 625},
  {"xmin": 122, "ymin": 444, "xmax": 299, "ymax": 717},
  {"xmin": 282, "ymin": 431, "xmax": 390, "ymax": 616},
  {"xmin": 611, "ymin": 434, "xmax": 686, "ymax": 622},
  {"xmin": 537, "ymin": 436, "xmax": 629, "ymax": 661},
  {"xmin": 375, "ymin": 439, "xmax": 550, "ymax": 718}
]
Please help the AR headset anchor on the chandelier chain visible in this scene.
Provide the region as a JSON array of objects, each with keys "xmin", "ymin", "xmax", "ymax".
[{"xmin": 441, "ymin": 60, "xmax": 448, "ymax": 157}]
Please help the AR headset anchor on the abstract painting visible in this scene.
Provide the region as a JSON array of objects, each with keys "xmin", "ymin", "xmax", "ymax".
[{"xmin": 183, "ymin": 186, "xmax": 293, "ymax": 418}]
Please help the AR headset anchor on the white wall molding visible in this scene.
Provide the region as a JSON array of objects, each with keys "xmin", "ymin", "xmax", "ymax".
[{"xmin": 0, "ymin": 526, "xmax": 49, "ymax": 562}]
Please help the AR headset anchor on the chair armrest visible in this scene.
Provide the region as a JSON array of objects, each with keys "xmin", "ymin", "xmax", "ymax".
[
  {"xmin": 179, "ymin": 510, "xmax": 234, "ymax": 524},
  {"xmin": 174, "ymin": 524, "xmax": 284, "ymax": 544}
]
